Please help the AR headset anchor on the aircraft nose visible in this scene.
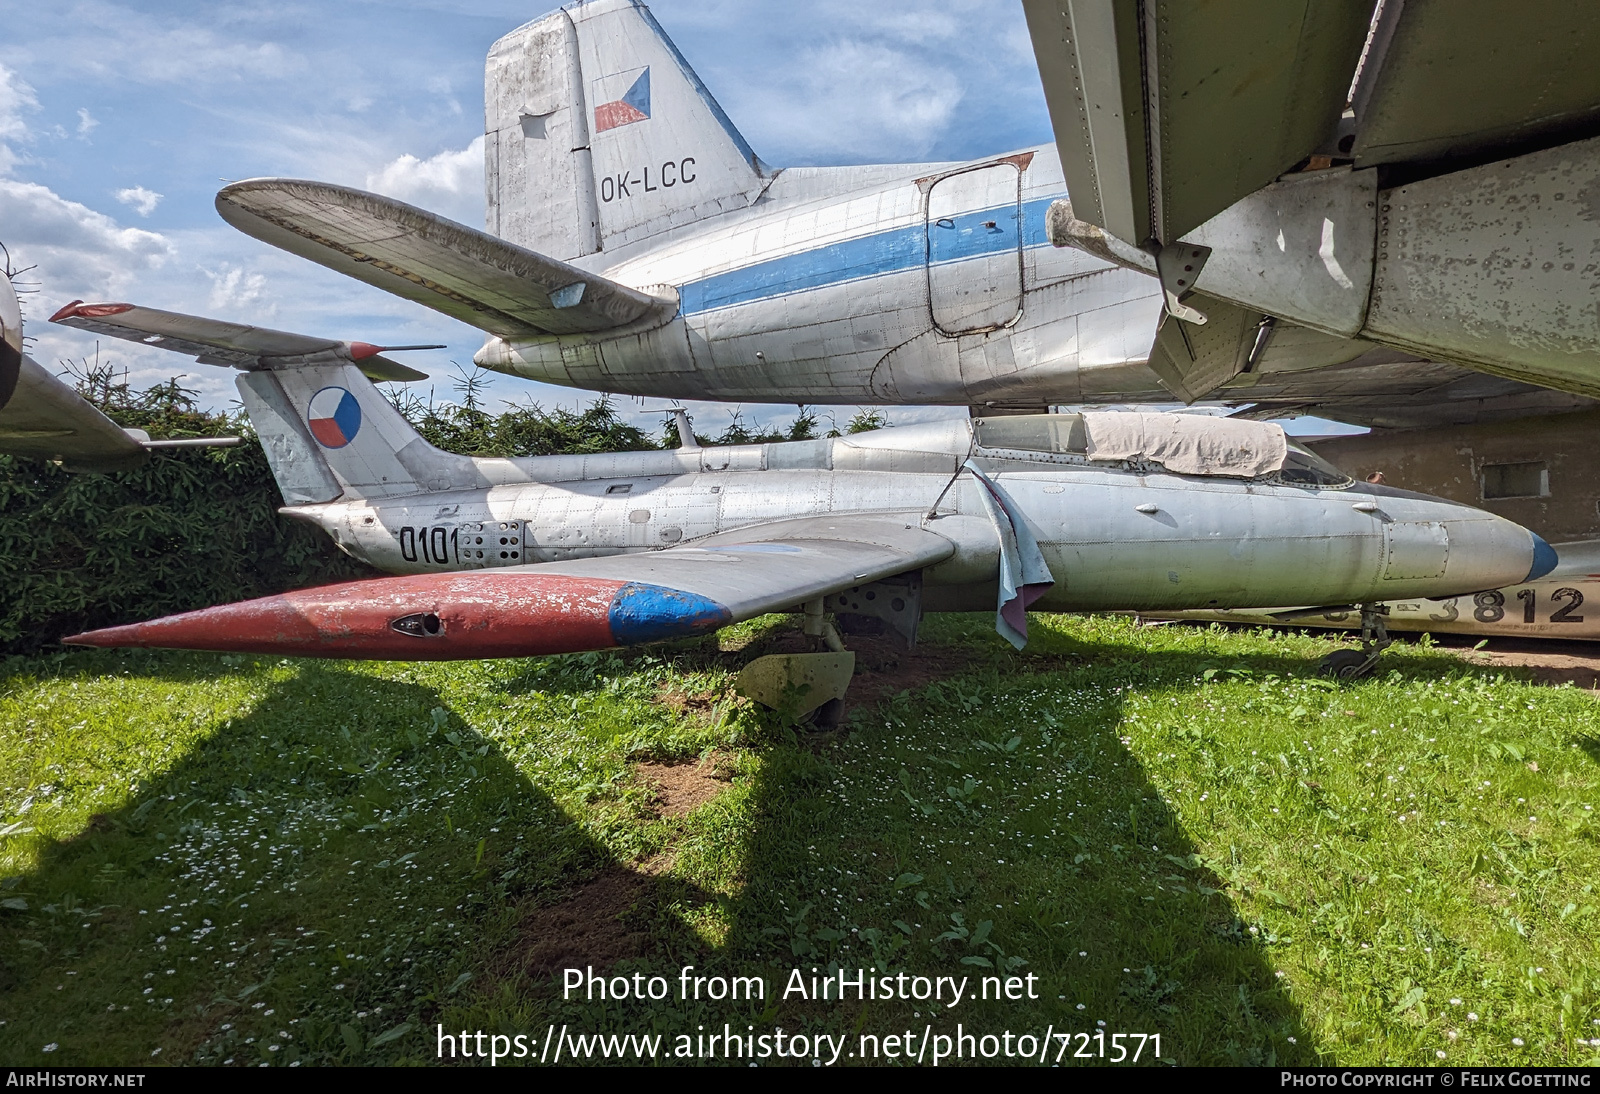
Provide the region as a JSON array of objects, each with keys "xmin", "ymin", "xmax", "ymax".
[{"xmin": 1526, "ymin": 533, "xmax": 1559, "ymax": 581}]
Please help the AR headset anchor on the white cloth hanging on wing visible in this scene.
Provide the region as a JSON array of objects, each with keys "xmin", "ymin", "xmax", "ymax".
[
  {"xmin": 964, "ymin": 460, "xmax": 1055, "ymax": 650},
  {"xmin": 1082, "ymin": 412, "xmax": 1287, "ymax": 478}
]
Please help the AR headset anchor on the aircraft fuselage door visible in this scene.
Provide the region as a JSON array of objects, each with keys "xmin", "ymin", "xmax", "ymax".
[{"xmin": 926, "ymin": 163, "xmax": 1023, "ymax": 336}]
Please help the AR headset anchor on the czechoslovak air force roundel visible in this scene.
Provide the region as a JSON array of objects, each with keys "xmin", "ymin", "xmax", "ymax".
[{"xmin": 307, "ymin": 386, "xmax": 362, "ymax": 448}]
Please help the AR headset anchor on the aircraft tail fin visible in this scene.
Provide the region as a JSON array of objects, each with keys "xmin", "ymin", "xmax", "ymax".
[
  {"xmin": 234, "ymin": 363, "xmax": 447, "ymax": 505},
  {"xmin": 51, "ymin": 301, "xmax": 469, "ymax": 504},
  {"xmin": 485, "ymin": 0, "xmax": 768, "ymax": 259}
]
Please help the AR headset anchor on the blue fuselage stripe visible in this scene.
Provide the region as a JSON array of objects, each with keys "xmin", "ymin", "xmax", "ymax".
[{"xmin": 677, "ymin": 195, "xmax": 1063, "ymax": 316}]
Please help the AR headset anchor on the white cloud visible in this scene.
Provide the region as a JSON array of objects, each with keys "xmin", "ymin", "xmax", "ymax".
[
  {"xmin": 76, "ymin": 106, "xmax": 97, "ymax": 135},
  {"xmin": 0, "ymin": 62, "xmax": 172, "ymax": 315},
  {"xmin": 0, "ymin": 64, "xmax": 39, "ymax": 175},
  {"xmin": 0, "ymin": 65, "xmax": 39, "ymax": 144},
  {"xmin": 738, "ymin": 39, "xmax": 964, "ymax": 161},
  {"xmin": 20, "ymin": 4, "xmax": 308, "ymax": 87},
  {"xmin": 0, "ymin": 180, "xmax": 171, "ymax": 300},
  {"xmin": 365, "ymin": 136, "xmax": 484, "ymax": 226},
  {"xmin": 651, "ymin": 0, "xmax": 1045, "ymax": 164},
  {"xmin": 203, "ymin": 263, "xmax": 268, "ymax": 312},
  {"xmin": 114, "ymin": 185, "xmax": 161, "ymax": 216}
]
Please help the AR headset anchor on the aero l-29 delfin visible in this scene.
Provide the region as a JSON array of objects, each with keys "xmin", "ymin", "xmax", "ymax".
[{"xmin": 59, "ymin": 303, "xmax": 1557, "ymax": 697}]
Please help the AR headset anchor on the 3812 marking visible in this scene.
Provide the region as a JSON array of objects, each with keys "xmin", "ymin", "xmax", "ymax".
[{"xmin": 1475, "ymin": 587, "xmax": 1584, "ymax": 624}]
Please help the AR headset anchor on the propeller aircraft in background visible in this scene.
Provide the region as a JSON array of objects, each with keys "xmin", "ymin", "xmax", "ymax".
[{"xmin": 200, "ymin": 0, "xmax": 1586, "ymax": 436}]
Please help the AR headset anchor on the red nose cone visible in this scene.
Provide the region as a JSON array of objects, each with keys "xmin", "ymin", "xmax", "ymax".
[
  {"xmin": 65, "ymin": 572, "xmax": 627, "ymax": 660},
  {"xmin": 348, "ymin": 341, "xmax": 382, "ymax": 360}
]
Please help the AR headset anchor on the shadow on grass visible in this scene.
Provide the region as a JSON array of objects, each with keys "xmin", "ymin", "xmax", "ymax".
[
  {"xmin": 0, "ymin": 620, "xmax": 1527, "ymax": 1067},
  {"xmin": 640, "ymin": 617, "xmax": 1522, "ymax": 1066},
  {"xmin": 0, "ymin": 654, "xmax": 711, "ymax": 1066},
  {"xmin": 696, "ymin": 634, "xmax": 1323, "ymax": 1066}
]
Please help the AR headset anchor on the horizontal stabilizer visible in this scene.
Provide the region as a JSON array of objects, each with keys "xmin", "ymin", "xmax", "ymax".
[
  {"xmin": 127, "ymin": 431, "xmax": 243, "ymax": 451},
  {"xmin": 215, "ymin": 178, "xmax": 679, "ymax": 338},
  {"xmin": 50, "ymin": 301, "xmax": 430, "ymax": 382},
  {"xmin": 65, "ymin": 515, "xmax": 954, "ymax": 659}
]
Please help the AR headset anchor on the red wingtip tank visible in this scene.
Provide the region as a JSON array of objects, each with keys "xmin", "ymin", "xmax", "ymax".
[{"xmin": 63, "ymin": 571, "xmax": 731, "ymax": 660}]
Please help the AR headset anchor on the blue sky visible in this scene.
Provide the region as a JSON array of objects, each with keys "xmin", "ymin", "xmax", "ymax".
[{"xmin": 0, "ymin": 0, "xmax": 1353, "ymax": 436}]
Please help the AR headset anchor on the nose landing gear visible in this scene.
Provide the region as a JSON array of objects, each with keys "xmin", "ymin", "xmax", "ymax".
[{"xmin": 1317, "ymin": 603, "xmax": 1392, "ymax": 679}]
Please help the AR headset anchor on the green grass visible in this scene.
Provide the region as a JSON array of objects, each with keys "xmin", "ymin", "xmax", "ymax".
[{"xmin": 1, "ymin": 615, "xmax": 1598, "ymax": 1066}]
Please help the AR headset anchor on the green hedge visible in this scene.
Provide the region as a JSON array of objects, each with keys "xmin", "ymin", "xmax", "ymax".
[{"xmin": 0, "ymin": 382, "xmax": 374, "ymax": 655}]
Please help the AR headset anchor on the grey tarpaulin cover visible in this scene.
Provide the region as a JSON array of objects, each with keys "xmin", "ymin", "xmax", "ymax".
[
  {"xmin": 964, "ymin": 460, "xmax": 1056, "ymax": 650},
  {"xmin": 1081, "ymin": 412, "xmax": 1287, "ymax": 478}
]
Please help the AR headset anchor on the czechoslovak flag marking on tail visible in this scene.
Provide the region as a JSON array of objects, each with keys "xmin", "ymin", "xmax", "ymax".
[
  {"xmin": 594, "ymin": 67, "xmax": 650, "ymax": 133},
  {"xmin": 307, "ymin": 386, "xmax": 362, "ymax": 449}
]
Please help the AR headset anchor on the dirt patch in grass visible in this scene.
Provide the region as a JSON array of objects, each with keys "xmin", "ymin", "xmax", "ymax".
[
  {"xmin": 508, "ymin": 857, "xmax": 675, "ymax": 979},
  {"xmin": 654, "ymin": 685, "xmax": 725, "ymax": 723},
  {"xmin": 635, "ymin": 753, "xmax": 735, "ymax": 817},
  {"xmin": 1435, "ymin": 636, "xmax": 1600, "ymax": 691},
  {"xmin": 839, "ymin": 634, "xmax": 979, "ymax": 709}
]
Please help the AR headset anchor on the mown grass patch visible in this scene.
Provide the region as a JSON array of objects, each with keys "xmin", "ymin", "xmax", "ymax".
[{"xmin": 0, "ymin": 616, "xmax": 1597, "ymax": 1066}]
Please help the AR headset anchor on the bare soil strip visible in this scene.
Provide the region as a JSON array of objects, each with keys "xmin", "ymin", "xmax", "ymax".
[{"xmin": 1433, "ymin": 635, "xmax": 1600, "ymax": 691}]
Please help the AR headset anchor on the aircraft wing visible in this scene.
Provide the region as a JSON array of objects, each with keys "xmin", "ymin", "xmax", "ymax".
[
  {"xmin": 214, "ymin": 179, "xmax": 679, "ymax": 339},
  {"xmin": 65, "ymin": 514, "xmax": 957, "ymax": 658},
  {"xmin": 1026, "ymin": 1, "xmax": 1600, "ymax": 251},
  {"xmin": 0, "ymin": 275, "xmax": 152, "ymax": 472},
  {"xmin": 51, "ymin": 301, "xmax": 430, "ymax": 383},
  {"xmin": 1022, "ymin": 0, "xmax": 1375, "ymax": 250},
  {"xmin": 531, "ymin": 515, "xmax": 953, "ymax": 623},
  {"xmin": 0, "ymin": 353, "xmax": 150, "ymax": 472}
]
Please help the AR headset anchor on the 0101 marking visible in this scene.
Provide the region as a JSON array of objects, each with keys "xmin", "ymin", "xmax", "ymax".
[{"xmin": 398, "ymin": 523, "xmax": 524, "ymax": 566}]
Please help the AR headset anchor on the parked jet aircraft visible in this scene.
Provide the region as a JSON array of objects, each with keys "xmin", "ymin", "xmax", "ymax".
[
  {"xmin": 195, "ymin": 0, "xmax": 1585, "ymax": 433},
  {"xmin": 58, "ymin": 302, "xmax": 1556, "ymax": 688}
]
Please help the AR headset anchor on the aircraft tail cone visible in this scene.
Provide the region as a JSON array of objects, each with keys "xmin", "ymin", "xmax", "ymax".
[{"xmin": 63, "ymin": 571, "xmax": 730, "ymax": 659}]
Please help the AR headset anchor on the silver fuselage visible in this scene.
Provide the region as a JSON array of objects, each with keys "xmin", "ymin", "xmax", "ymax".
[
  {"xmin": 475, "ymin": 146, "xmax": 1173, "ymax": 408},
  {"xmin": 286, "ymin": 420, "xmax": 1538, "ymax": 614}
]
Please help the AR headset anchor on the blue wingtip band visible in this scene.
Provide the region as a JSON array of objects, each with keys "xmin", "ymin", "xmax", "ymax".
[{"xmin": 608, "ymin": 582, "xmax": 731, "ymax": 646}]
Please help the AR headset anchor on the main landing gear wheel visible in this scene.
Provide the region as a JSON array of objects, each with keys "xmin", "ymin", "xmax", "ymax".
[
  {"xmin": 805, "ymin": 697, "xmax": 846, "ymax": 730},
  {"xmin": 1316, "ymin": 603, "xmax": 1392, "ymax": 680}
]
